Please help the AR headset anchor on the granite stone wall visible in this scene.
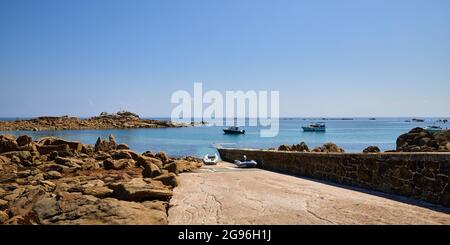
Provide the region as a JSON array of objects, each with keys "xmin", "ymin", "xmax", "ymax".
[{"xmin": 217, "ymin": 148, "xmax": 450, "ymax": 207}]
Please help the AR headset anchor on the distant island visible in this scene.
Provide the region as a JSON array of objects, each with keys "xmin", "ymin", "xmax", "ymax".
[{"xmin": 0, "ymin": 111, "xmax": 193, "ymax": 131}]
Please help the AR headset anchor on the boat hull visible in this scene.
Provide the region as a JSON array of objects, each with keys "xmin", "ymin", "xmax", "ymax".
[
  {"xmin": 234, "ymin": 160, "xmax": 257, "ymax": 168},
  {"xmin": 223, "ymin": 129, "xmax": 245, "ymax": 134},
  {"xmin": 302, "ymin": 127, "xmax": 325, "ymax": 132}
]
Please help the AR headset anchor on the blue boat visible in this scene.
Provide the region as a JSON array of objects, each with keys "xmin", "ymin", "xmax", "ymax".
[{"xmin": 302, "ymin": 122, "xmax": 326, "ymax": 132}]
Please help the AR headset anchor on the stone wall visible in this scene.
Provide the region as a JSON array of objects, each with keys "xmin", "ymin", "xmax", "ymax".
[{"xmin": 217, "ymin": 148, "xmax": 450, "ymax": 207}]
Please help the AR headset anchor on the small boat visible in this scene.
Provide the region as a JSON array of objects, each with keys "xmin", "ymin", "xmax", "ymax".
[
  {"xmin": 203, "ymin": 154, "xmax": 219, "ymax": 165},
  {"xmin": 223, "ymin": 126, "xmax": 245, "ymax": 134},
  {"xmin": 234, "ymin": 160, "xmax": 258, "ymax": 168},
  {"xmin": 425, "ymin": 126, "xmax": 443, "ymax": 133},
  {"xmin": 302, "ymin": 122, "xmax": 326, "ymax": 132},
  {"xmin": 412, "ymin": 118, "xmax": 425, "ymax": 122}
]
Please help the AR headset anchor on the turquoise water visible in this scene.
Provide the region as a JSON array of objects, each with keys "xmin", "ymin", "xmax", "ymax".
[{"xmin": 1, "ymin": 118, "xmax": 448, "ymax": 157}]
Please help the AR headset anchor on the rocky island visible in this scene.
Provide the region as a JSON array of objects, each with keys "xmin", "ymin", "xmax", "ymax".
[
  {"xmin": 0, "ymin": 134, "xmax": 202, "ymax": 224},
  {"xmin": 0, "ymin": 111, "xmax": 192, "ymax": 131}
]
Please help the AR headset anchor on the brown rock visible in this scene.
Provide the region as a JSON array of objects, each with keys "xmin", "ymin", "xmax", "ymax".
[
  {"xmin": 111, "ymin": 150, "xmax": 132, "ymax": 160},
  {"xmin": 142, "ymin": 162, "xmax": 162, "ymax": 178},
  {"xmin": 32, "ymin": 191, "xmax": 167, "ymax": 224},
  {"xmin": 163, "ymin": 159, "xmax": 201, "ymax": 173},
  {"xmin": 277, "ymin": 142, "xmax": 309, "ymax": 152},
  {"xmin": 16, "ymin": 135, "xmax": 32, "ymax": 147},
  {"xmin": 155, "ymin": 152, "xmax": 169, "ymax": 164},
  {"xmin": 103, "ymin": 158, "xmax": 135, "ymax": 170},
  {"xmin": 116, "ymin": 143, "xmax": 129, "ymax": 150},
  {"xmin": 142, "ymin": 151, "xmax": 155, "ymax": 157},
  {"xmin": 109, "ymin": 178, "xmax": 173, "ymax": 202},
  {"xmin": 81, "ymin": 144, "xmax": 94, "ymax": 155},
  {"xmin": 37, "ymin": 144, "xmax": 70, "ymax": 155},
  {"xmin": 94, "ymin": 137, "xmax": 110, "ymax": 152},
  {"xmin": 36, "ymin": 137, "xmax": 82, "ymax": 152},
  {"xmin": 0, "ymin": 210, "xmax": 9, "ymax": 224},
  {"xmin": 1, "ymin": 150, "xmax": 32, "ymax": 161},
  {"xmin": 136, "ymin": 155, "xmax": 163, "ymax": 168},
  {"xmin": 322, "ymin": 142, "xmax": 345, "ymax": 153},
  {"xmin": 5, "ymin": 215, "xmax": 28, "ymax": 224},
  {"xmin": 7, "ymin": 186, "xmax": 47, "ymax": 221},
  {"xmin": 396, "ymin": 128, "xmax": 449, "ymax": 152},
  {"xmin": 153, "ymin": 173, "xmax": 178, "ymax": 188},
  {"xmin": 94, "ymin": 152, "xmax": 111, "ymax": 161},
  {"xmin": 109, "ymin": 134, "xmax": 117, "ymax": 148},
  {"xmin": 363, "ymin": 146, "xmax": 381, "ymax": 153},
  {"xmin": 163, "ymin": 162, "xmax": 178, "ymax": 173},
  {"xmin": 45, "ymin": 170, "xmax": 62, "ymax": 179},
  {"xmin": 278, "ymin": 144, "xmax": 290, "ymax": 151},
  {"xmin": 54, "ymin": 156, "xmax": 83, "ymax": 169},
  {"xmin": 0, "ymin": 135, "xmax": 19, "ymax": 153},
  {"xmin": 82, "ymin": 186, "xmax": 113, "ymax": 198},
  {"xmin": 0, "ymin": 199, "xmax": 8, "ymax": 210}
]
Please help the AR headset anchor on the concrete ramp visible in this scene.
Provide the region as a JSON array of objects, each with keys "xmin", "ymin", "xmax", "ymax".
[{"xmin": 168, "ymin": 162, "xmax": 450, "ymax": 224}]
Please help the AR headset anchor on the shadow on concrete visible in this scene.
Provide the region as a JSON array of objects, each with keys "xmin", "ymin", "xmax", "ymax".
[{"xmin": 256, "ymin": 166, "xmax": 450, "ymax": 215}]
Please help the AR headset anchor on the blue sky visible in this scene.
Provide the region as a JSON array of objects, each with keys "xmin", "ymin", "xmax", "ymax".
[{"xmin": 1, "ymin": 0, "xmax": 449, "ymax": 117}]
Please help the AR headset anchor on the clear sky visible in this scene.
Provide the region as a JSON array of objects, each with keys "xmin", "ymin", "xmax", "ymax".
[{"xmin": 1, "ymin": 0, "xmax": 449, "ymax": 117}]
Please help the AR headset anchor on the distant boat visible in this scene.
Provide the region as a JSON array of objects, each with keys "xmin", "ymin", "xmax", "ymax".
[
  {"xmin": 425, "ymin": 125, "xmax": 443, "ymax": 133},
  {"xmin": 223, "ymin": 126, "xmax": 245, "ymax": 134},
  {"xmin": 302, "ymin": 122, "xmax": 326, "ymax": 132},
  {"xmin": 203, "ymin": 154, "xmax": 219, "ymax": 165},
  {"xmin": 412, "ymin": 118, "xmax": 425, "ymax": 122},
  {"xmin": 369, "ymin": 118, "xmax": 376, "ymax": 120}
]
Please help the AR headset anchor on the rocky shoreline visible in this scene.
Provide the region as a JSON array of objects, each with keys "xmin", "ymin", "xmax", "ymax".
[
  {"xmin": 0, "ymin": 134, "xmax": 202, "ymax": 224},
  {"xmin": 0, "ymin": 111, "xmax": 194, "ymax": 131},
  {"xmin": 276, "ymin": 127, "xmax": 450, "ymax": 153}
]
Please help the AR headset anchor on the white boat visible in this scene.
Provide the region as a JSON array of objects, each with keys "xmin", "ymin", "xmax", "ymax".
[
  {"xmin": 203, "ymin": 154, "xmax": 219, "ymax": 165},
  {"xmin": 302, "ymin": 122, "xmax": 326, "ymax": 132},
  {"xmin": 425, "ymin": 126, "xmax": 443, "ymax": 133},
  {"xmin": 223, "ymin": 126, "xmax": 245, "ymax": 134}
]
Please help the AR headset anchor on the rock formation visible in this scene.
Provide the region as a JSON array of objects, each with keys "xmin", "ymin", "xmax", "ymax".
[
  {"xmin": 0, "ymin": 134, "xmax": 202, "ymax": 224},
  {"xmin": 277, "ymin": 142, "xmax": 344, "ymax": 153},
  {"xmin": 311, "ymin": 142, "xmax": 345, "ymax": 153},
  {"xmin": 396, "ymin": 127, "xmax": 450, "ymax": 152},
  {"xmin": 278, "ymin": 142, "xmax": 309, "ymax": 152},
  {"xmin": 363, "ymin": 146, "xmax": 381, "ymax": 153},
  {"xmin": 0, "ymin": 111, "xmax": 190, "ymax": 131}
]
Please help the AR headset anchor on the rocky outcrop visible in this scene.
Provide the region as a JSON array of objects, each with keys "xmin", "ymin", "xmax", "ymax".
[
  {"xmin": 0, "ymin": 111, "xmax": 190, "ymax": 131},
  {"xmin": 277, "ymin": 142, "xmax": 344, "ymax": 153},
  {"xmin": 278, "ymin": 142, "xmax": 309, "ymax": 152},
  {"xmin": 0, "ymin": 135, "xmax": 19, "ymax": 153},
  {"xmin": 311, "ymin": 143, "xmax": 345, "ymax": 153},
  {"xmin": 363, "ymin": 146, "xmax": 381, "ymax": 153},
  {"xmin": 31, "ymin": 191, "xmax": 168, "ymax": 225},
  {"xmin": 0, "ymin": 134, "xmax": 202, "ymax": 224},
  {"xmin": 396, "ymin": 127, "xmax": 450, "ymax": 152}
]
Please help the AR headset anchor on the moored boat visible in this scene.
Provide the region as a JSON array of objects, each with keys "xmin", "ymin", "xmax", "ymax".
[
  {"xmin": 425, "ymin": 125, "xmax": 443, "ymax": 133},
  {"xmin": 223, "ymin": 126, "xmax": 245, "ymax": 134},
  {"xmin": 302, "ymin": 122, "xmax": 326, "ymax": 132}
]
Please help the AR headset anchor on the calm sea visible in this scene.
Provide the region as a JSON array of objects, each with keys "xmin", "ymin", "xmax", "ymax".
[{"xmin": 0, "ymin": 118, "xmax": 448, "ymax": 157}]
